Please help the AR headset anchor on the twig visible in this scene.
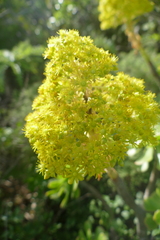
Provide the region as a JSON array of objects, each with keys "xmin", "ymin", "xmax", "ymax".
[
  {"xmin": 80, "ymin": 181, "xmax": 113, "ymax": 217},
  {"xmin": 140, "ymin": 47, "xmax": 160, "ymax": 89},
  {"xmin": 144, "ymin": 150, "xmax": 159, "ymax": 200},
  {"xmin": 106, "ymin": 168, "xmax": 148, "ymax": 240},
  {"xmin": 125, "ymin": 23, "xmax": 160, "ymax": 90}
]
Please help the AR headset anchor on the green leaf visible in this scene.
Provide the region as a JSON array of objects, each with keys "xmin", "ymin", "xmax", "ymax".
[
  {"xmin": 12, "ymin": 40, "xmax": 43, "ymax": 60},
  {"xmin": 156, "ymin": 188, "xmax": 160, "ymax": 197},
  {"xmin": 60, "ymin": 191, "xmax": 69, "ymax": 208},
  {"xmin": 144, "ymin": 189, "xmax": 160, "ymax": 211},
  {"xmin": 47, "ymin": 177, "xmax": 66, "ymax": 189},
  {"xmin": 153, "ymin": 210, "xmax": 160, "ymax": 224},
  {"xmin": 141, "ymin": 162, "xmax": 149, "ymax": 172},
  {"xmin": 84, "ymin": 220, "xmax": 92, "ymax": 239},
  {"xmin": 145, "ymin": 213, "xmax": 158, "ymax": 230},
  {"xmin": 0, "ymin": 50, "xmax": 15, "ymax": 63},
  {"xmin": 135, "ymin": 147, "xmax": 154, "ymax": 166},
  {"xmin": 45, "ymin": 190, "xmax": 59, "ymax": 199},
  {"xmin": 95, "ymin": 226, "xmax": 109, "ymax": 240},
  {"xmin": 152, "ymin": 228, "xmax": 160, "ymax": 237}
]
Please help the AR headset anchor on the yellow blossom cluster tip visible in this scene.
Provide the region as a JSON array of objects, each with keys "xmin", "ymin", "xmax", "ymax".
[
  {"xmin": 24, "ymin": 29, "xmax": 159, "ymax": 183},
  {"xmin": 98, "ymin": 0, "xmax": 154, "ymax": 30}
]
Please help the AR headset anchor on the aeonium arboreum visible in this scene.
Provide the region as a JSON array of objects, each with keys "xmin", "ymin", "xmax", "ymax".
[{"xmin": 24, "ymin": 29, "xmax": 159, "ymax": 183}]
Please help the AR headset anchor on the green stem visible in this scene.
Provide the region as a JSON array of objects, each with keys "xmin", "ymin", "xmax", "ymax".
[
  {"xmin": 106, "ymin": 168, "xmax": 148, "ymax": 240},
  {"xmin": 80, "ymin": 181, "xmax": 113, "ymax": 217},
  {"xmin": 126, "ymin": 22, "xmax": 160, "ymax": 90},
  {"xmin": 140, "ymin": 47, "xmax": 160, "ymax": 89},
  {"xmin": 144, "ymin": 150, "xmax": 159, "ymax": 199}
]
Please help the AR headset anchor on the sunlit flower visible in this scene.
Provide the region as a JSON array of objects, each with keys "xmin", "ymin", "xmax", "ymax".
[
  {"xmin": 24, "ymin": 30, "xmax": 159, "ymax": 183},
  {"xmin": 98, "ymin": 0, "xmax": 154, "ymax": 30}
]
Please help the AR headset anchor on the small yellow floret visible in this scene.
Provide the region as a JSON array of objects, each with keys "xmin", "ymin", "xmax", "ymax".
[
  {"xmin": 98, "ymin": 0, "xmax": 154, "ymax": 30},
  {"xmin": 24, "ymin": 30, "xmax": 159, "ymax": 183}
]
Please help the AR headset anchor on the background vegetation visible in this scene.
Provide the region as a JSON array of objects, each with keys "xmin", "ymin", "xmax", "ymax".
[{"xmin": 1, "ymin": 0, "xmax": 160, "ymax": 239}]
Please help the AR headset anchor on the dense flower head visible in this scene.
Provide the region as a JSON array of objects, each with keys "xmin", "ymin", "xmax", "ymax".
[
  {"xmin": 24, "ymin": 29, "xmax": 159, "ymax": 183},
  {"xmin": 98, "ymin": 0, "xmax": 154, "ymax": 30}
]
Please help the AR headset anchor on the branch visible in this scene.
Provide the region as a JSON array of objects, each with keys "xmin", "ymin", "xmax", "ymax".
[
  {"xmin": 80, "ymin": 181, "xmax": 113, "ymax": 217},
  {"xmin": 140, "ymin": 47, "xmax": 160, "ymax": 89},
  {"xmin": 106, "ymin": 168, "xmax": 148, "ymax": 240},
  {"xmin": 125, "ymin": 23, "xmax": 160, "ymax": 90},
  {"xmin": 144, "ymin": 150, "xmax": 160, "ymax": 200}
]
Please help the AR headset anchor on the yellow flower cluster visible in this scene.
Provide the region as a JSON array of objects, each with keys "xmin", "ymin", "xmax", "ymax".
[
  {"xmin": 24, "ymin": 30, "xmax": 159, "ymax": 183},
  {"xmin": 98, "ymin": 0, "xmax": 154, "ymax": 30}
]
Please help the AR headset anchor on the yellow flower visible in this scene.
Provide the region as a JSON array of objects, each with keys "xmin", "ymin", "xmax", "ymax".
[
  {"xmin": 98, "ymin": 0, "xmax": 154, "ymax": 30},
  {"xmin": 24, "ymin": 30, "xmax": 159, "ymax": 183}
]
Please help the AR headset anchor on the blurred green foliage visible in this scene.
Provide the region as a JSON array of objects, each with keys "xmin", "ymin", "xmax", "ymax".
[
  {"xmin": 144, "ymin": 188, "xmax": 160, "ymax": 238},
  {"xmin": 0, "ymin": 41, "xmax": 44, "ymax": 93},
  {"xmin": 46, "ymin": 177, "xmax": 80, "ymax": 208},
  {"xmin": 1, "ymin": 0, "xmax": 160, "ymax": 239}
]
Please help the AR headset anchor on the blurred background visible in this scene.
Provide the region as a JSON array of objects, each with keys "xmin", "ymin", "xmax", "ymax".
[{"xmin": 1, "ymin": 0, "xmax": 160, "ymax": 239}]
